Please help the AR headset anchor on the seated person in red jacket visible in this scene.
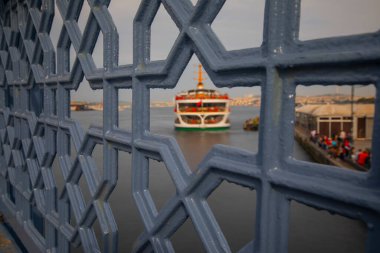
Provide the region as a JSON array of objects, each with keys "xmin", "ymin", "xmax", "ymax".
[{"xmin": 357, "ymin": 150, "xmax": 369, "ymax": 166}]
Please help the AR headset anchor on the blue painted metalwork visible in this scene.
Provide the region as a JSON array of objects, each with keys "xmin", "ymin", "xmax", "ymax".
[{"xmin": 0, "ymin": 0, "xmax": 379, "ymax": 252}]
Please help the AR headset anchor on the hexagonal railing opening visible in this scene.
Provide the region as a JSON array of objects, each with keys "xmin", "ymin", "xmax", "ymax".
[{"xmin": 0, "ymin": 0, "xmax": 379, "ymax": 253}]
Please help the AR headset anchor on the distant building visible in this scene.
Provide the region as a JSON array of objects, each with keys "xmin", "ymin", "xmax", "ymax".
[{"xmin": 296, "ymin": 104, "xmax": 374, "ymax": 140}]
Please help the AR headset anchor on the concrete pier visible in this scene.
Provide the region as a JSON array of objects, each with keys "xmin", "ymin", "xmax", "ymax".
[{"xmin": 294, "ymin": 127, "xmax": 368, "ymax": 172}]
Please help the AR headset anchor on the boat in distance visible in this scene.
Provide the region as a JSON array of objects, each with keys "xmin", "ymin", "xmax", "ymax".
[{"xmin": 174, "ymin": 65, "xmax": 231, "ymax": 131}]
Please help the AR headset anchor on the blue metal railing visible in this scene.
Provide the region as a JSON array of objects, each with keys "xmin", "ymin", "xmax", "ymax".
[{"xmin": 0, "ymin": 0, "xmax": 379, "ymax": 252}]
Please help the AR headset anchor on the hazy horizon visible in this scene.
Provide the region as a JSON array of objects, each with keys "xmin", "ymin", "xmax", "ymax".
[
  {"xmin": 73, "ymin": 83, "xmax": 377, "ymax": 103},
  {"xmin": 47, "ymin": 0, "xmax": 380, "ymax": 102}
]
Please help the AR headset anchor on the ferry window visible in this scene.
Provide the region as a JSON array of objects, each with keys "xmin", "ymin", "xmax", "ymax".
[
  {"xmin": 203, "ymin": 103, "xmax": 226, "ymax": 108},
  {"xmin": 204, "ymin": 115, "xmax": 224, "ymax": 124},
  {"xmin": 179, "ymin": 103, "xmax": 197, "ymax": 108},
  {"xmin": 178, "ymin": 103, "xmax": 227, "ymax": 113},
  {"xmin": 178, "ymin": 103, "xmax": 198, "ymax": 112},
  {"xmin": 203, "ymin": 103, "xmax": 226, "ymax": 112},
  {"xmin": 181, "ymin": 115, "xmax": 202, "ymax": 124}
]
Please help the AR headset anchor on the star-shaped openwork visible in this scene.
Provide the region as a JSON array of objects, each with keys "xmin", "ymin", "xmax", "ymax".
[{"xmin": 0, "ymin": 0, "xmax": 379, "ymax": 252}]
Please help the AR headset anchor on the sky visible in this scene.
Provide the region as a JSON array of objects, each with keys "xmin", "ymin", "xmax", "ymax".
[{"xmin": 49, "ymin": 0, "xmax": 380, "ymax": 102}]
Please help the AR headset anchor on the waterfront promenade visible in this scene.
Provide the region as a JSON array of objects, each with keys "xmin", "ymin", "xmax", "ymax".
[{"xmin": 294, "ymin": 126, "xmax": 370, "ymax": 171}]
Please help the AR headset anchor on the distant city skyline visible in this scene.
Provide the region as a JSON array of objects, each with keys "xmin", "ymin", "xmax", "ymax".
[
  {"xmin": 73, "ymin": 83, "xmax": 377, "ymax": 103},
  {"xmin": 51, "ymin": 0, "xmax": 380, "ymax": 102}
]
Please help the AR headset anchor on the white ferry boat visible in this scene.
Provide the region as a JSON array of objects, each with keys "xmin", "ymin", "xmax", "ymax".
[{"xmin": 174, "ymin": 65, "xmax": 230, "ymax": 131}]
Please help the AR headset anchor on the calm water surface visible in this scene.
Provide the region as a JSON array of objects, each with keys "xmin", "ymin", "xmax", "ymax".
[{"xmin": 70, "ymin": 107, "xmax": 366, "ymax": 253}]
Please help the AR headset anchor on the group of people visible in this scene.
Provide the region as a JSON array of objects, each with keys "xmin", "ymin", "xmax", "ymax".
[{"xmin": 309, "ymin": 130, "xmax": 371, "ymax": 169}]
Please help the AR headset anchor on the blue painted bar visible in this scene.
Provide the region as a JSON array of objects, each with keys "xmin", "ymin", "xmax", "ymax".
[{"xmin": 0, "ymin": 0, "xmax": 379, "ymax": 252}]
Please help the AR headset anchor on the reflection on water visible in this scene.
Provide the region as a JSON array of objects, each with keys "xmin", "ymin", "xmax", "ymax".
[
  {"xmin": 174, "ymin": 131, "xmax": 231, "ymax": 170},
  {"xmin": 69, "ymin": 107, "xmax": 366, "ymax": 253}
]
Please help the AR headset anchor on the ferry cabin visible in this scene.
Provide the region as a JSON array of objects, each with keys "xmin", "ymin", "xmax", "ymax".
[
  {"xmin": 175, "ymin": 89, "xmax": 230, "ymax": 130},
  {"xmin": 174, "ymin": 64, "xmax": 231, "ymax": 130}
]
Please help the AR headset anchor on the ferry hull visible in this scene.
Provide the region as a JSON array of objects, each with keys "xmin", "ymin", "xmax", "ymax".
[{"xmin": 175, "ymin": 126, "xmax": 230, "ymax": 131}]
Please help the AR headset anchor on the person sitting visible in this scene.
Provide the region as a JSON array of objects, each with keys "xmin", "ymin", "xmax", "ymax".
[
  {"xmin": 343, "ymin": 138, "xmax": 351, "ymax": 158},
  {"xmin": 325, "ymin": 137, "xmax": 332, "ymax": 148},
  {"xmin": 318, "ymin": 136, "xmax": 325, "ymax": 149},
  {"xmin": 350, "ymin": 147, "xmax": 356, "ymax": 160},
  {"xmin": 338, "ymin": 145, "xmax": 345, "ymax": 160},
  {"xmin": 339, "ymin": 130, "xmax": 346, "ymax": 142},
  {"xmin": 357, "ymin": 149, "xmax": 369, "ymax": 167},
  {"xmin": 310, "ymin": 130, "xmax": 317, "ymax": 143}
]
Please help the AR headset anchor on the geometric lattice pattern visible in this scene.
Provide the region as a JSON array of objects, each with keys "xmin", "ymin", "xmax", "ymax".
[{"xmin": 0, "ymin": 0, "xmax": 379, "ymax": 252}]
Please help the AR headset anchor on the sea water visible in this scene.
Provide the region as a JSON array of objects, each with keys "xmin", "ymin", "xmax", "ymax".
[{"xmin": 70, "ymin": 107, "xmax": 366, "ymax": 253}]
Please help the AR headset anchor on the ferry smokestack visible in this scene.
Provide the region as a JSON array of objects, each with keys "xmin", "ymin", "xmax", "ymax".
[{"xmin": 197, "ymin": 64, "xmax": 204, "ymax": 90}]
